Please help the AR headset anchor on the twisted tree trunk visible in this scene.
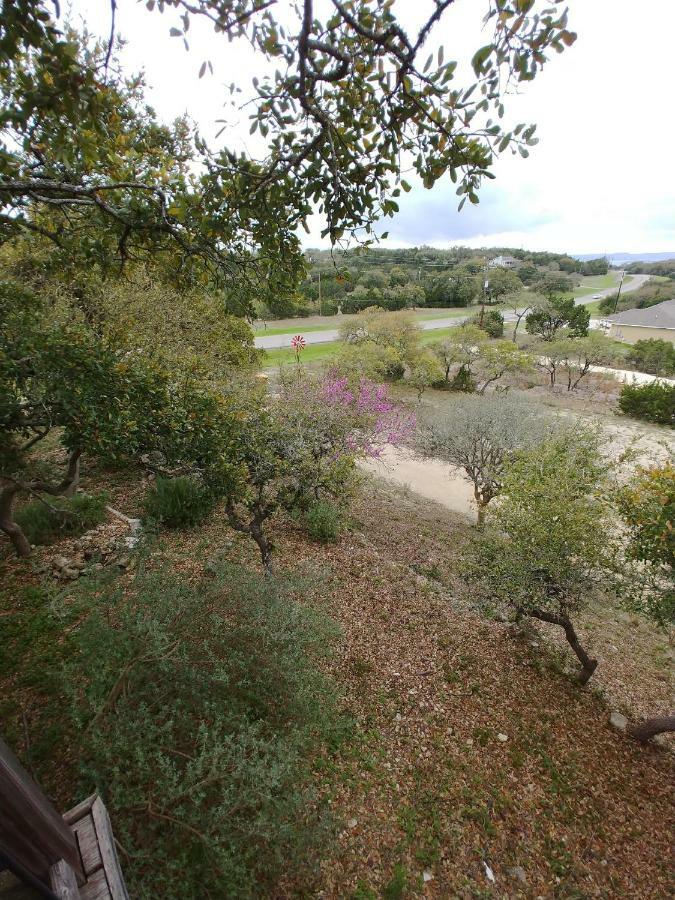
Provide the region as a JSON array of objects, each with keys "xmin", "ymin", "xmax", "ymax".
[
  {"xmin": 0, "ymin": 448, "xmax": 82, "ymax": 558},
  {"xmin": 226, "ymin": 501, "xmax": 275, "ymax": 577},
  {"xmin": 531, "ymin": 607, "xmax": 598, "ymax": 684},
  {"xmin": 0, "ymin": 480, "xmax": 31, "ymax": 557},
  {"xmin": 628, "ymin": 714, "xmax": 675, "ymax": 742}
]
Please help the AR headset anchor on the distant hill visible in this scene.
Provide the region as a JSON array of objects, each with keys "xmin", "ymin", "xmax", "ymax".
[{"xmin": 575, "ymin": 252, "xmax": 675, "ymax": 265}]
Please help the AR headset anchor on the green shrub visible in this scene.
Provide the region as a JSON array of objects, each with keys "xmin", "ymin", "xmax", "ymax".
[
  {"xmin": 142, "ymin": 476, "xmax": 213, "ymax": 528},
  {"xmin": 305, "ymin": 501, "xmax": 343, "ymax": 542},
  {"xmin": 470, "ymin": 308, "xmax": 504, "ymax": 338},
  {"xmin": 66, "ymin": 565, "xmax": 344, "ymax": 899},
  {"xmin": 450, "ymin": 364, "xmax": 476, "ymax": 393},
  {"xmin": 626, "ymin": 339, "xmax": 675, "ymax": 376},
  {"xmin": 618, "ymin": 382, "xmax": 674, "ymax": 426},
  {"xmin": 15, "ymin": 493, "xmax": 107, "ymax": 545}
]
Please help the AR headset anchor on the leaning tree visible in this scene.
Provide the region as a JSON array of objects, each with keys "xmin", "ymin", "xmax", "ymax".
[{"xmin": 468, "ymin": 426, "xmax": 616, "ymax": 685}]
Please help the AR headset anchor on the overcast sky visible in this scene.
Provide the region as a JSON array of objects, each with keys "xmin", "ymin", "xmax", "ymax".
[{"xmin": 72, "ymin": 0, "xmax": 675, "ymax": 255}]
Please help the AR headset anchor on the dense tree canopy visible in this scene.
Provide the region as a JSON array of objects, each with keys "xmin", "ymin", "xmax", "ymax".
[{"xmin": 1, "ymin": 0, "xmax": 576, "ymax": 315}]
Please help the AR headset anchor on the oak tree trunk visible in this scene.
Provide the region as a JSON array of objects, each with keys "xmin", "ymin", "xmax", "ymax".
[
  {"xmin": 628, "ymin": 714, "xmax": 675, "ymax": 742},
  {"xmin": 0, "ymin": 448, "xmax": 82, "ymax": 558},
  {"xmin": 0, "ymin": 481, "xmax": 32, "ymax": 557},
  {"xmin": 531, "ymin": 608, "xmax": 598, "ymax": 684},
  {"xmin": 250, "ymin": 523, "xmax": 274, "ymax": 577}
]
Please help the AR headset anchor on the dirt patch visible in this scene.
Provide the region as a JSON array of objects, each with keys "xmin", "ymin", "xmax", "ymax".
[{"xmin": 361, "ymin": 448, "xmax": 476, "ymax": 521}]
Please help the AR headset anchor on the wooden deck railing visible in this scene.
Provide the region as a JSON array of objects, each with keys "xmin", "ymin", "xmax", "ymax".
[{"xmin": 0, "ymin": 735, "xmax": 84, "ymax": 891}]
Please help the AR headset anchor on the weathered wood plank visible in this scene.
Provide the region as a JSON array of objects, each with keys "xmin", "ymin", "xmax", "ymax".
[
  {"xmin": 79, "ymin": 869, "xmax": 110, "ymax": 900},
  {"xmin": 90, "ymin": 800, "xmax": 128, "ymax": 900},
  {"xmin": 63, "ymin": 796, "xmax": 96, "ymax": 827},
  {"xmin": 0, "ymin": 735, "xmax": 84, "ymax": 885},
  {"xmin": 49, "ymin": 859, "xmax": 81, "ymax": 900},
  {"xmin": 72, "ymin": 815, "xmax": 102, "ymax": 878}
]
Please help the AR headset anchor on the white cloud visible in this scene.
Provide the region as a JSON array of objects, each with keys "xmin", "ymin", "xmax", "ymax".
[{"xmin": 71, "ymin": 0, "xmax": 675, "ymax": 254}]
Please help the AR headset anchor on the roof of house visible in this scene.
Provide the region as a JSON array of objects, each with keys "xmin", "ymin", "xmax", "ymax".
[
  {"xmin": 489, "ymin": 255, "xmax": 518, "ymax": 264},
  {"xmin": 608, "ymin": 298, "xmax": 675, "ymax": 330}
]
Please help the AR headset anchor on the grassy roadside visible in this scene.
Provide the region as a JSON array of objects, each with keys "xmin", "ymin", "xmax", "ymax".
[
  {"xmin": 570, "ymin": 272, "xmax": 619, "ymax": 298},
  {"xmin": 263, "ymin": 341, "xmax": 339, "ymax": 367},
  {"xmin": 254, "ymin": 307, "xmax": 470, "ymax": 337},
  {"xmin": 261, "ymin": 326, "xmax": 473, "ymax": 368}
]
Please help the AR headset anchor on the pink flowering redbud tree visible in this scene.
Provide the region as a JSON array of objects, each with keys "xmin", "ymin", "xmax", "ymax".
[{"xmin": 225, "ymin": 372, "xmax": 414, "ymax": 574}]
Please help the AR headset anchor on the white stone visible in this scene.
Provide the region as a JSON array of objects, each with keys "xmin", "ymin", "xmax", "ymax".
[
  {"xmin": 508, "ymin": 866, "xmax": 527, "ymax": 884},
  {"xmin": 497, "ymin": 733, "xmax": 508, "ymax": 742},
  {"xmin": 423, "ymin": 870, "xmax": 434, "ymax": 883},
  {"xmin": 346, "ymin": 818, "xmax": 358, "ymax": 829},
  {"xmin": 609, "ymin": 711, "xmax": 629, "ymax": 731}
]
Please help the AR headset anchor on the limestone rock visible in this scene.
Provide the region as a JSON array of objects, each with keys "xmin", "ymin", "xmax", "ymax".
[
  {"xmin": 508, "ymin": 866, "xmax": 527, "ymax": 884},
  {"xmin": 609, "ymin": 711, "xmax": 629, "ymax": 731}
]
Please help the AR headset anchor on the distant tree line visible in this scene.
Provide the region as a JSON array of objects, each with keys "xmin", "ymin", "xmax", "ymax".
[
  {"xmin": 625, "ymin": 259, "xmax": 675, "ymax": 279},
  {"xmin": 274, "ymin": 246, "xmax": 606, "ymax": 319}
]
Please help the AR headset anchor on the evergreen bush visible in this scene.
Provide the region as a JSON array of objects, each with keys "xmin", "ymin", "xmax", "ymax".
[
  {"xmin": 305, "ymin": 501, "xmax": 343, "ymax": 543},
  {"xmin": 618, "ymin": 382, "xmax": 674, "ymax": 426},
  {"xmin": 470, "ymin": 308, "xmax": 504, "ymax": 338},
  {"xmin": 143, "ymin": 476, "xmax": 213, "ymax": 528},
  {"xmin": 66, "ymin": 565, "xmax": 344, "ymax": 899},
  {"xmin": 15, "ymin": 493, "xmax": 107, "ymax": 545}
]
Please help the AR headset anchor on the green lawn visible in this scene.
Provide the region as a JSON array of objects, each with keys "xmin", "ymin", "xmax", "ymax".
[
  {"xmin": 262, "ymin": 341, "xmax": 340, "ymax": 367},
  {"xmin": 262, "ymin": 321, "xmax": 476, "ymax": 368},
  {"xmin": 254, "ymin": 321, "xmax": 340, "ymax": 336},
  {"xmin": 570, "ymin": 272, "xmax": 620, "ymax": 299},
  {"xmin": 421, "ymin": 326, "xmax": 459, "ymax": 343},
  {"xmin": 415, "ymin": 308, "xmax": 472, "ymax": 321},
  {"xmin": 255, "ymin": 307, "xmax": 470, "ymax": 336}
]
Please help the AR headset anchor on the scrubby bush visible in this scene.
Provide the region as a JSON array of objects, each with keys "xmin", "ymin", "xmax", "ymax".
[
  {"xmin": 417, "ymin": 395, "xmax": 552, "ymax": 524},
  {"xmin": 450, "ymin": 364, "xmax": 476, "ymax": 393},
  {"xmin": 618, "ymin": 382, "xmax": 675, "ymax": 425},
  {"xmin": 330, "ymin": 342, "xmax": 405, "ymax": 382},
  {"xmin": 616, "ymin": 463, "xmax": 675, "ymax": 740},
  {"xmin": 408, "ymin": 350, "xmax": 445, "ymax": 400},
  {"xmin": 66, "ymin": 565, "xmax": 344, "ymax": 899},
  {"xmin": 618, "ymin": 462, "xmax": 674, "ymax": 627},
  {"xmin": 305, "ymin": 501, "xmax": 343, "ymax": 543},
  {"xmin": 626, "ymin": 339, "xmax": 675, "ymax": 376},
  {"xmin": 225, "ymin": 373, "xmax": 413, "ymax": 573},
  {"xmin": 429, "ymin": 324, "xmax": 487, "ymax": 386},
  {"xmin": 470, "ymin": 308, "xmax": 504, "ymax": 338},
  {"xmin": 143, "ymin": 476, "xmax": 214, "ymax": 529},
  {"xmin": 15, "ymin": 493, "xmax": 107, "ymax": 545},
  {"xmin": 598, "ymin": 281, "xmax": 671, "ymax": 315}
]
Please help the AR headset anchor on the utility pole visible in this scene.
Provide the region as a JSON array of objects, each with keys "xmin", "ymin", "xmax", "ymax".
[
  {"xmin": 318, "ymin": 270, "xmax": 322, "ymax": 317},
  {"xmin": 612, "ymin": 270, "xmax": 626, "ymax": 314},
  {"xmin": 480, "ymin": 268, "xmax": 489, "ymax": 327}
]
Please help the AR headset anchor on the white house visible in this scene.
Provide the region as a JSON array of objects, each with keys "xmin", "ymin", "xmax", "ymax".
[
  {"xmin": 606, "ymin": 299, "xmax": 675, "ymax": 345},
  {"xmin": 488, "ymin": 255, "xmax": 519, "ymax": 270}
]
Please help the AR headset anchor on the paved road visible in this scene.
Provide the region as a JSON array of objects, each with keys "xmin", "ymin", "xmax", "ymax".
[
  {"xmin": 574, "ymin": 273, "xmax": 650, "ymax": 308},
  {"xmin": 254, "ymin": 273, "xmax": 651, "ymax": 350}
]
